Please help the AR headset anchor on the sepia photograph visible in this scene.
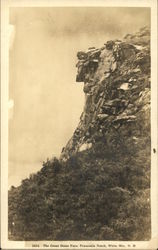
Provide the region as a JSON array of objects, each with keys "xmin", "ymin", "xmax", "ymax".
[{"xmin": 1, "ymin": 0, "xmax": 158, "ymax": 249}]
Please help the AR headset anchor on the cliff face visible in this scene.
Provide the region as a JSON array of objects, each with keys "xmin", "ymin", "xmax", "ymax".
[
  {"xmin": 61, "ymin": 26, "xmax": 150, "ymax": 161},
  {"xmin": 8, "ymin": 27, "xmax": 151, "ymax": 241}
]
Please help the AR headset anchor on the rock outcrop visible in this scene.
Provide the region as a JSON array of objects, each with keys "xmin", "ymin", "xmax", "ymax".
[
  {"xmin": 8, "ymin": 27, "xmax": 151, "ymax": 241},
  {"xmin": 61, "ymin": 26, "xmax": 150, "ymax": 161}
]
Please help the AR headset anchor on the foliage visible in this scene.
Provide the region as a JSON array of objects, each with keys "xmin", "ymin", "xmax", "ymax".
[
  {"xmin": 8, "ymin": 140, "xmax": 150, "ymax": 240},
  {"xmin": 8, "ymin": 27, "xmax": 151, "ymax": 241}
]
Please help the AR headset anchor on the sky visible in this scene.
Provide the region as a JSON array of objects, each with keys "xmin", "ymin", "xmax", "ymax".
[{"xmin": 9, "ymin": 7, "xmax": 150, "ymax": 188}]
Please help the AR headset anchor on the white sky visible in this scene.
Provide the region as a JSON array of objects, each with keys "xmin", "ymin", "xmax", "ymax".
[{"xmin": 9, "ymin": 7, "xmax": 150, "ymax": 187}]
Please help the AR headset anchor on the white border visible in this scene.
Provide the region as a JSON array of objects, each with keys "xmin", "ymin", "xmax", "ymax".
[{"xmin": 1, "ymin": 0, "xmax": 157, "ymax": 249}]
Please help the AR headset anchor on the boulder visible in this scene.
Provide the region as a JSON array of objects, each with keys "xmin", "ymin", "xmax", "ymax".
[
  {"xmin": 77, "ymin": 51, "xmax": 88, "ymax": 60},
  {"xmin": 97, "ymin": 114, "xmax": 109, "ymax": 119},
  {"xmin": 78, "ymin": 142, "xmax": 92, "ymax": 152},
  {"xmin": 118, "ymin": 82, "xmax": 129, "ymax": 90},
  {"xmin": 113, "ymin": 114, "xmax": 136, "ymax": 123},
  {"xmin": 105, "ymin": 40, "xmax": 115, "ymax": 50}
]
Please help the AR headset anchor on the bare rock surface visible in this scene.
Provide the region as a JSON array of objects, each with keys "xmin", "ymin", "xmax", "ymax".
[
  {"xmin": 61, "ymin": 26, "xmax": 150, "ymax": 162},
  {"xmin": 8, "ymin": 27, "xmax": 151, "ymax": 241}
]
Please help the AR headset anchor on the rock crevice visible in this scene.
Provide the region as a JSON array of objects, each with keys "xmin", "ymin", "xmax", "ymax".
[
  {"xmin": 61, "ymin": 26, "xmax": 150, "ymax": 159},
  {"xmin": 8, "ymin": 26, "xmax": 151, "ymax": 241}
]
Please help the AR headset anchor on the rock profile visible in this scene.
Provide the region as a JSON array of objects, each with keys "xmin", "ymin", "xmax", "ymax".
[
  {"xmin": 61, "ymin": 26, "xmax": 150, "ymax": 162},
  {"xmin": 8, "ymin": 27, "xmax": 151, "ymax": 241}
]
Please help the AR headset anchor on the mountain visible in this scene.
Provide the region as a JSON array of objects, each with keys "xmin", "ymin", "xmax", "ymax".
[{"xmin": 8, "ymin": 26, "xmax": 151, "ymax": 241}]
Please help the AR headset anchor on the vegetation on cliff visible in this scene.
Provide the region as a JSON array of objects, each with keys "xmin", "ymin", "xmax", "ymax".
[
  {"xmin": 8, "ymin": 27, "xmax": 151, "ymax": 240},
  {"xmin": 9, "ymin": 139, "xmax": 150, "ymax": 240}
]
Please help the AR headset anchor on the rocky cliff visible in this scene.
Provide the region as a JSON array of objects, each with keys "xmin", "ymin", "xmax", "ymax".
[
  {"xmin": 61, "ymin": 26, "xmax": 150, "ymax": 162},
  {"xmin": 8, "ymin": 27, "xmax": 151, "ymax": 241}
]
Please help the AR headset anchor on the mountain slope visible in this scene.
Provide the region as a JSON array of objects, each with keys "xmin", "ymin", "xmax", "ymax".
[{"xmin": 8, "ymin": 26, "xmax": 151, "ymax": 241}]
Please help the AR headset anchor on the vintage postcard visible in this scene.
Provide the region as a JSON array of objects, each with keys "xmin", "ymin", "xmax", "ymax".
[{"xmin": 1, "ymin": 0, "xmax": 158, "ymax": 249}]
